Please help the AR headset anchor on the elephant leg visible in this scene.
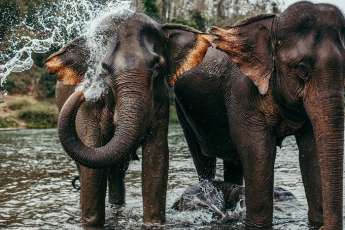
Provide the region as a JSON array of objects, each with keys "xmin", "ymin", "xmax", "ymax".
[
  {"xmin": 229, "ymin": 112, "xmax": 276, "ymax": 228},
  {"xmin": 108, "ymin": 161, "xmax": 129, "ymax": 206},
  {"xmin": 295, "ymin": 121, "xmax": 323, "ymax": 227},
  {"xmin": 240, "ymin": 136, "xmax": 276, "ymax": 228},
  {"xmin": 141, "ymin": 117, "xmax": 169, "ymax": 225},
  {"xmin": 223, "ymin": 158, "xmax": 243, "ymax": 185},
  {"xmin": 187, "ymin": 134, "xmax": 216, "ymax": 181},
  {"xmin": 79, "ymin": 165, "xmax": 107, "ymax": 229},
  {"xmin": 190, "ymin": 147, "xmax": 216, "ymax": 181},
  {"xmin": 175, "ymin": 99, "xmax": 216, "ymax": 180},
  {"xmin": 72, "ymin": 99, "xmax": 113, "ymax": 229}
]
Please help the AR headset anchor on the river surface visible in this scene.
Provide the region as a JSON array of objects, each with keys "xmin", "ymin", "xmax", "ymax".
[{"xmin": 0, "ymin": 124, "xmax": 344, "ymax": 229}]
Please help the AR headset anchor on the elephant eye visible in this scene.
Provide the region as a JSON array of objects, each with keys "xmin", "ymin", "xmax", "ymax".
[
  {"xmin": 295, "ymin": 62, "xmax": 310, "ymax": 81},
  {"xmin": 276, "ymin": 40, "xmax": 283, "ymax": 49},
  {"xmin": 151, "ymin": 58, "xmax": 165, "ymax": 78}
]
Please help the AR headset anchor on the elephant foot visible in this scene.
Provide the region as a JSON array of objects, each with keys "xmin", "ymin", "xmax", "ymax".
[
  {"xmin": 79, "ymin": 167, "xmax": 107, "ymax": 230},
  {"xmin": 107, "ymin": 163, "xmax": 127, "ymax": 206},
  {"xmin": 108, "ymin": 193, "xmax": 125, "ymax": 206},
  {"xmin": 83, "ymin": 226, "xmax": 105, "ymax": 230},
  {"xmin": 244, "ymin": 221, "xmax": 273, "ymax": 230},
  {"xmin": 308, "ymin": 214, "xmax": 323, "ymax": 229},
  {"xmin": 141, "ymin": 223, "xmax": 165, "ymax": 230},
  {"xmin": 81, "ymin": 217, "xmax": 105, "ymax": 230},
  {"xmin": 81, "ymin": 209, "xmax": 105, "ymax": 229}
]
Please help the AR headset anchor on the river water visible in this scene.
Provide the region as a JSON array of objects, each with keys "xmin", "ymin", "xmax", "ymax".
[{"xmin": 0, "ymin": 124, "xmax": 344, "ymax": 229}]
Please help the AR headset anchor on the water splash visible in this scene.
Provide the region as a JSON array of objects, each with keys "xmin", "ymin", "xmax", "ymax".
[
  {"xmin": 0, "ymin": 0, "xmax": 134, "ymax": 100},
  {"xmin": 75, "ymin": 1, "xmax": 134, "ymax": 100},
  {"xmin": 198, "ymin": 180, "xmax": 226, "ymax": 217},
  {"xmin": 224, "ymin": 195, "xmax": 245, "ymax": 223},
  {"xmin": 0, "ymin": 125, "xmax": 312, "ymax": 229}
]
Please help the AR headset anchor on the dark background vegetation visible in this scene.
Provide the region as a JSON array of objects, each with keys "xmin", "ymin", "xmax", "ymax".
[{"xmin": 0, "ymin": 0, "xmax": 281, "ymax": 128}]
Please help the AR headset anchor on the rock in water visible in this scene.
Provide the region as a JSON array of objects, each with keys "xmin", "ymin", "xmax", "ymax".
[
  {"xmin": 172, "ymin": 180, "xmax": 231, "ymax": 219},
  {"xmin": 172, "ymin": 180, "xmax": 296, "ymax": 222}
]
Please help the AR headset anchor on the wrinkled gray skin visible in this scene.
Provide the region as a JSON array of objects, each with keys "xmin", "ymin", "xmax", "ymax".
[
  {"xmin": 46, "ymin": 13, "xmax": 212, "ymax": 229},
  {"xmin": 176, "ymin": 2, "xmax": 345, "ymax": 229}
]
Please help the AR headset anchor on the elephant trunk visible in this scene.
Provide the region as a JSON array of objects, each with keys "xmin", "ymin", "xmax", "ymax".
[
  {"xmin": 58, "ymin": 74, "xmax": 150, "ymax": 168},
  {"xmin": 304, "ymin": 91, "xmax": 344, "ymax": 229}
]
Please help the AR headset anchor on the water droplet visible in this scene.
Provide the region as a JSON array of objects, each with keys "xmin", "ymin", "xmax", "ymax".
[{"xmin": 0, "ymin": 0, "xmax": 134, "ymax": 101}]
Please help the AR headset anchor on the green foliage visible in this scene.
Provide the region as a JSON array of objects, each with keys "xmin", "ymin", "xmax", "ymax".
[
  {"xmin": 3, "ymin": 66, "xmax": 56, "ymax": 99},
  {"xmin": 171, "ymin": 18, "xmax": 198, "ymax": 29},
  {"xmin": 4, "ymin": 65, "xmax": 41, "ymax": 95},
  {"xmin": 0, "ymin": 1, "xmax": 19, "ymax": 39},
  {"xmin": 7, "ymin": 98, "xmax": 33, "ymax": 110},
  {"xmin": 0, "ymin": 117, "xmax": 19, "ymax": 128},
  {"xmin": 36, "ymin": 72, "xmax": 57, "ymax": 99},
  {"xmin": 191, "ymin": 11, "xmax": 206, "ymax": 31},
  {"xmin": 4, "ymin": 72, "xmax": 36, "ymax": 95},
  {"xmin": 18, "ymin": 103, "xmax": 58, "ymax": 128},
  {"xmin": 171, "ymin": 10, "xmax": 207, "ymax": 31},
  {"xmin": 142, "ymin": 0, "xmax": 160, "ymax": 20},
  {"xmin": 0, "ymin": 0, "xmax": 284, "ymax": 130}
]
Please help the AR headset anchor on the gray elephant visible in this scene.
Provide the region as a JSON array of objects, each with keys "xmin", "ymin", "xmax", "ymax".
[
  {"xmin": 45, "ymin": 13, "xmax": 213, "ymax": 228},
  {"xmin": 174, "ymin": 2, "xmax": 345, "ymax": 229}
]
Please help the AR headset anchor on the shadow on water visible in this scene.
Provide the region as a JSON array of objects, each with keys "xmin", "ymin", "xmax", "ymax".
[{"xmin": 0, "ymin": 124, "xmax": 344, "ymax": 229}]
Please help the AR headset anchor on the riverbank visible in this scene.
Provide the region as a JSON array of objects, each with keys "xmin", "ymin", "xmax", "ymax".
[
  {"xmin": 0, "ymin": 95, "xmax": 179, "ymax": 129},
  {"xmin": 0, "ymin": 95, "xmax": 58, "ymax": 129}
]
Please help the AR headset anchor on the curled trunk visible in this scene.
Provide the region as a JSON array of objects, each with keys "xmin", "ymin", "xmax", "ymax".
[{"xmin": 58, "ymin": 82, "xmax": 147, "ymax": 168}]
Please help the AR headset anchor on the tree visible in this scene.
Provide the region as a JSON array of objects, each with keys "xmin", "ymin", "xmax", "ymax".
[
  {"xmin": 0, "ymin": 1, "xmax": 19, "ymax": 41},
  {"xmin": 191, "ymin": 11, "xmax": 206, "ymax": 31},
  {"xmin": 160, "ymin": 0, "xmax": 170, "ymax": 22},
  {"xmin": 142, "ymin": 0, "xmax": 160, "ymax": 20}
]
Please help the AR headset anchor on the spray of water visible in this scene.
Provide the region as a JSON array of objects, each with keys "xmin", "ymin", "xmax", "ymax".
[
  {"xmin": 197, "ymin": 180, "xmax": 246, "ymax": 223},
  {"xmin": 0, "ymin": 0, "xmax": 134, "ymax": 100},
  {"xmin": 170, "ymin": 180, "xmax": 246, "ymax": 226}
]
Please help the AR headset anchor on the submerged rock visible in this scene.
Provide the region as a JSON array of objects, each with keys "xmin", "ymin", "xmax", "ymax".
[{"xmin": 172, "ymin": 180, "xmax": 296, "ymax": 223}]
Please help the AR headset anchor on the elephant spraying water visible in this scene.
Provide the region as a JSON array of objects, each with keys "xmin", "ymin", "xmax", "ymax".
[{"xmin": 45, "ymin": 13, "xmax": 213, "ymax": 228}]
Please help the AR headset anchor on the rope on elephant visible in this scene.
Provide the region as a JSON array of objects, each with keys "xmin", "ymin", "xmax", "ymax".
[{"xmin": 72, "ymin": 176, "xmax": 81, "ymax": 190}]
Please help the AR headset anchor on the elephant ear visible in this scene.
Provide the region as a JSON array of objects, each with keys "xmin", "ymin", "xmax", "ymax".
[
  {"xmin": 211, "ymin": 15, "xmax": 275, "ymax": 95},
  {"xmin": 162, "ymin": 24, "xmax": 215, "ymax": 86},
  {"xmin": 44, "ymin": 37, "xmax": 90, "ymax": 85}
]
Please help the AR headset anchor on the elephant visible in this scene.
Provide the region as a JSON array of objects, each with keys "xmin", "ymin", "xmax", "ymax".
[
  {"xmin": 174, "ymin": 2, "xmax": 345, "ymax": 229},
  {"xmin": 44, "ymin": 13, "xmax": 213, "ymax": 228}
]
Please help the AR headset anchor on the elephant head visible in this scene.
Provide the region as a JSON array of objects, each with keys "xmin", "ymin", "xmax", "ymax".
[
  {"xmin": 45, "ymin": 13, "xmax": 213, "ymax": 168},
  {"xmin": 210, "ymin": 2, "xmax": 345, "ymax": 229}
]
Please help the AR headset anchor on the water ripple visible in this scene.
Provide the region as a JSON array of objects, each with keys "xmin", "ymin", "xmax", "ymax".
[{"xmin": 0, "ymin": 125, "xmax": 344, "ymax": 229}]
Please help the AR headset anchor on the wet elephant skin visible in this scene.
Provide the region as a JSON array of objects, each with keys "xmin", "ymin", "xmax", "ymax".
[
  {"xmin": 175, "ymin": 2, "xmax": 345, "ymax": 229},
  {"xmin": 45, "ymin": 13, "xmax": 213, "ymax": 229}
]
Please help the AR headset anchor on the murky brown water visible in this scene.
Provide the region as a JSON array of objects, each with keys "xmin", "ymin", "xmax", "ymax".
[{"xmin": 0, "ymin": 124, "xmax": 344, "ymax": 229}]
